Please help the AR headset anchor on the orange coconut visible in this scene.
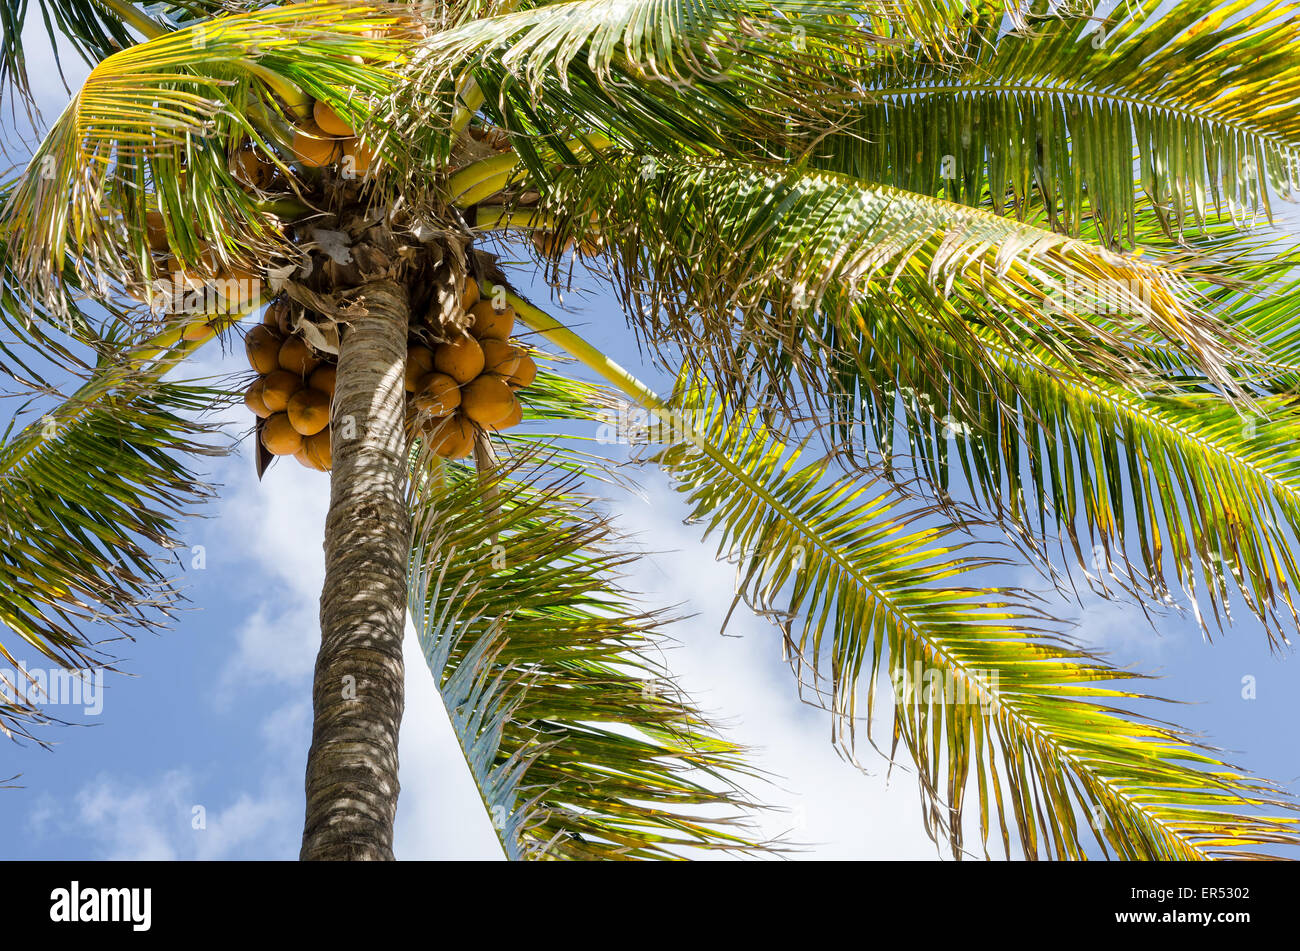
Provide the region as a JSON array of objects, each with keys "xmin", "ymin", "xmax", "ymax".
[
  {"xmin": 261, "ymin": 369, "xmax": 304, "ymax": 412},
  {"xmin": 145, "ymin": 210, "xmax": 169, "ymax": 252},
  {"xmin": 413, "ymin": 372, "xmax": 461, "ymax": 417},
  {"xmin": 308, "ymin": 364, "xmax": 336, "ymax": 397},
  {"xmin": 304, "ymin": 428, "xmax": 333, "ymax": 470},
  {"xmin": 405, "ymin": 344, "xmax": 436, "ymax": 391},
  {"xmin": 181, "ymin": 318, "xmax": 216, "ymax": 342},
  {"xmin": 314, "ymin": 100, "xmax": 355, "ymax": 137},
  {"xmin": 480, "ymin": 338, "xmax": 521, "ymax": 378},
  {"xmin": 213, "ymin": 264, "xmax": 262, "ymax": 308},
  {"xmin": 340, "ymin": 138, "xmax": 375, "ymax": 178},
  {"xmin": 460, "ymin": 276, "xmax": 480, "ymax": 313},
  {"xmin": 244, "ymin": 378, "xmax": 272, "ymax": 418},
  {"xmin": 278, "ymin": 336, "xmax": 321, "ymax": 377},
  {"xmin": 432, "ymin": 336, "xmax": 484, "ymax": 384},
  {"xmin": 264, "ymin": 298, "xmax": 293, "ymax": 333},
  {"xmin": 293, "ymin": 445, "xmax": 323, "ymax": 471},
  {"xmin": 233, "ymin": 149, "xmax": 274, "ymax": 189},
  {"xmin": 292, "ymin": 120, "xmax": 341, "ymax": 168},
  {"xmin": 468, "ymin": 300, "xmax": 514, "ymax": 341},
  {"xmin": 460, "ymin": 374, "xmax": 515, "ymax": 426},
  {"xmin": 166, "ymin": 250, "xmax": 216, "ymax": 291},
  {"xmin": 262, "ymin": 412, "xmax": 303, "ymax": 456},
  {"xmin": 488, "ymin": 396, "xmax": 523, "ymax": 432},
  {"xmin": 531, "ymin": 232, "xmax": 573, "ymax": 257},
  {"xmin": 428, "ymin": 415, "xmax": 474, "ymax": 459},
  {"xmin": 245, "ymin": 324, "xmax": 283, "ymax": 374},
  {"xmin": 287, "ymin": 388, "xmax": 331, "ymax": 436},
  {"xmin": 507, "ymin": 351, "xmax": 537, "ymax": 388}
]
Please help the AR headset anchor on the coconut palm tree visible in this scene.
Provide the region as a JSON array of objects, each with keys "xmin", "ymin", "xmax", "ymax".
[{"xmin": 2, "ymin": 0, "xmax": 1300, "ymax": 861}]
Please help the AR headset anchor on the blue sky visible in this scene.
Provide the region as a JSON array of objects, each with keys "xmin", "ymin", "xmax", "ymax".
[{"xmin": 2, "ymin": 8, "xmax": 1299, "ymax": 860}]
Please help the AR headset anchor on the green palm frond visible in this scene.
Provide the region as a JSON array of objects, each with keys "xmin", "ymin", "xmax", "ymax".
[
  {"xmin": 842, "ymin": 298, "xmax": 1300, "ymax": 645},
  {"xmin": 649, "ymin": 378, "xmax": 1300, "ymax": 859},
  {"xmin": 408, "ymin": 457, "xmax": 774, "ymax": 859},
  {"xmin": 0, "ymin": 337, "xmax": 225, "ymax": 740},
  {"xmin": 393, "ymin": 0, "xmax": 879, "ymax": 173},
  {"xmin": 404, "ymin": 338, "xmax": 772, "ymax": 859},
  {"xmin": 836, "ymin": 0, "xmax": 1300, "ymax": 243},
  {"xmin": 0, "ymin": 210, "xmax": 103, "ymax": 387},
  {"xmin": 518, "ymin": 153, "xmax": 1248, "ymax": 395},
  {"xmin": 792, "ymin": 214, "xmax": 1300, "ymax": 642}
]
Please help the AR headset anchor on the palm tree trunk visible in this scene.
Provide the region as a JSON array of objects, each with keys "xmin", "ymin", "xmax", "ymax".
[{"xmin": 300, "ymin": 278, "xmax": 410, "ymax": 861}]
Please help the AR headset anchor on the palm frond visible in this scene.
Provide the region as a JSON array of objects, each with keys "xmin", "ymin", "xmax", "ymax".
[
  {"xmin": 502, "ymin": 289, "xmax": 1300, "ymax": 859},
  {"xmin": 0, "ymin": 191, "xmax": 110, "ymax": 386},
  {"xmin": 787, "ymin": 214, "xmax": 1300, "ymax": 642},
  {"xmin": 0, "ymin": 338, "xmax": 225, "ymax": 741},
  {"xmin": 393, "ymin": 0, "xmax": 880, "ymax": 174},
  {"xmin": 517, "ymin": 153, "xmax": 1250, "ymax": 396},
  {"xmin": 1, "ymin": 2, "xmax": 416, "ymax": 314},
  {"xmin": 648, "ymin": 378, "xmax": 1300, "ymax": 859},
  {"xmin": 835, "ymin": 0, "xmax": 1300, "ymax": 243},
  {"xmin": 843, "ymin": 297, "xmax": 1300, "ymax": 645},
  {"xmin": 408, "ymin": 456, "xmax": 775, "ymax": 859}
]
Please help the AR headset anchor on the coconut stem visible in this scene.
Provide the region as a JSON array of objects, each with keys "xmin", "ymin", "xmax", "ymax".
[
  {"xmin": 450, "ymin": 77, "xmax": 484, "ymax": 138},
  {"xmin": 449, "ymin": 154, "xmax": 522, "ymax": 207},
  {"xmin": 495, "ymin": 285, "xmax": 670, "ymax": 414},
  {"xmin": 449, "ymin": 133, "xmax": 613, "ymax": 209},
  {"xmin": 474, "ymin": 207, "xmax": 559, "ymax": 233},
  {"xmin": 472, "ymin": 429, "xmax": 501, "ymax": 545},
  {"xmin": 94, "ymin": 0, "xmax": 166, "ymax": 41}
]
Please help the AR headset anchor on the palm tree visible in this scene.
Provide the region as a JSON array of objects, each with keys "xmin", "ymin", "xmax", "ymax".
[{"xmin": 2, "ymin": 0, "xmax": 1299, "ymax": 861}]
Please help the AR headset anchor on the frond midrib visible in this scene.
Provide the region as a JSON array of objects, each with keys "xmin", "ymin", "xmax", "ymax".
[{"xmin": 872, "ymin": 81, "xmax": 1298, "ymax": 152}]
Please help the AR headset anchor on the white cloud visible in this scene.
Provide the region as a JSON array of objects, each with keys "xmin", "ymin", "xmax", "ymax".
[
  {"xmin": 210, "ymin": 450, "xmax": 329, "ymax": 696},
  {"xmin": 1073, "ymin": 590, "xmax": 1178, "ymax": 656},
  {"xmin": 260, "ymin": 697, "xmax": 311, "ymax": 754},
  {"xmin": 70, "ymin": 770, "xmax": 190, "ymax": 860},
  {"xmin": 192, "ymin": 786, "xmax": 299, "ymax": 860},
  {"xmin": 50, "ymin": 768, "xmax": 300, "ymax": 860}
]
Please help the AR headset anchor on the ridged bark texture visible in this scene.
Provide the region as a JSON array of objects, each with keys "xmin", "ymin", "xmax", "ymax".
[{"xmin": 301, "ymin": 279, "xmax": 410, "ymax": 860}]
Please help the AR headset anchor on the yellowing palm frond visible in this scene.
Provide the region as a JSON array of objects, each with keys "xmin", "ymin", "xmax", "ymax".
[{"xmin": 1, "ymin": 3, "xmax": 415, "ymax": 314}]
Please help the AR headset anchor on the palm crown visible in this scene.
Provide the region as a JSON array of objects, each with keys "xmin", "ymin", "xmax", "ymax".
[{"xmin": 2, "ymin": 0, "xmax": 1300, "ymax": 860}]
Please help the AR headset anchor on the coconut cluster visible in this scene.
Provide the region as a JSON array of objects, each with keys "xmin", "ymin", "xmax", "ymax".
[
  {"xmin": 289, "ymin": 101, "xmax": 376, "ymax": 178},
  {"xmin": 243, "ymin": 300, "xmax": 336, "ymax": 471},
  {"xmin": 405, "ymin": 277, "xmax": 535, "ymax": 460},
  {"xmin": 242, "ymin": 279, "xmax": 536, "ymax": 471}
]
